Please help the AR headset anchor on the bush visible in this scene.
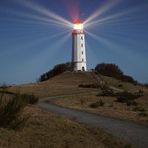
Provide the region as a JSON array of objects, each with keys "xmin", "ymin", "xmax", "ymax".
[
  {"xmin": 97, "ymin": 85, "xmax": 114, "ymax": 96},
  {"xmin": 78, "ymin": 84, "xmax": 100, "ymax": 88},
  {"xmin": 95, "ymin": 63, "xmax": 137, "ymax": 84},
  {"xmin": 143, "ymin": 83, "xmax": 148, "ymax": 88},
  {"xmin": 0, "ymin": 93, "xmax": 38, "ymax": 129},
  {"xmin": 118, "ymin": 84, "xmax": 123, "ymax": 87},
  {"xmin": 133, "ymin": 106, "xmax": 145, "ymax": 112},
  {"xmin": 39, "ymin": 62, "xmax": 74, "ymax": 81},
  {"xmin": 126, "ymin": 101, "xmax": 138, "ymax": 106},
  {"xmin": 116, "ymin": 91, "xmax": 141, "ymax": 103},
  {"xmin": 95, "ymin": 63, "xmax": 123, "ymax": 79},
  {"xmin": 89, "ymin": 100, "xmax": 104, "ymax": 108},
  {"xmin": 21, "ymin": 94, "xmax": 38, "ymax": 104},
  {"xmin": 0, "ymin": 93, "xmax": 28, "ymax": 129},
  {"xmin": 138, "ymin": 112, "xmax": 147, "ymax": 117}
]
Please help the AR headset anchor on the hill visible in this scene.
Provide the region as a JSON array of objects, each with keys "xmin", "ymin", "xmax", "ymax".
[
  {"xmin": 7, "ymin": 71, "xmax": 99, "ymax": 97},
  {"xmin": 1, "ymin": 71, "xmax": 148, "ymax": 147},
  {"xmin": 5, "ymin": 71, "xmax": 148, "ymax": 124},
  {"xmin": 7, "ymin": 71, "xmax": 148, "ymax": 96}
]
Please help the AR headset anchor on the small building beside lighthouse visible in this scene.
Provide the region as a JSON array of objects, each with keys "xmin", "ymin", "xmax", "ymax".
[{"xmin": 72, "ymin": 19, "xmax": 87, "ymax": 71}]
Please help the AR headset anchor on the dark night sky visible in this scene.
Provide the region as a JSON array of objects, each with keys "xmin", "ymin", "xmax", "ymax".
[{"xmin": 0, "ymin": 0, "xmax": 148, "ymax": 84}]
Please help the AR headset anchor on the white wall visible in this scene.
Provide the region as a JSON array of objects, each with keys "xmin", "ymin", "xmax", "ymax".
[{"xmin": 72, "ymin": 32, "xmax": 87, "ymax": 71}]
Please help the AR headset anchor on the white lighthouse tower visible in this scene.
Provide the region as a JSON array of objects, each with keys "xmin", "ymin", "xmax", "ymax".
[{"xmin": 72, "ymin": 19, "xmax": 87, "ymax": 71}]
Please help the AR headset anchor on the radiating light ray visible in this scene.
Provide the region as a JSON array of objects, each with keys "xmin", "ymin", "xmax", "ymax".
[
  {"xmin": 92, "ymin": 17, "xmax": 148, "ymax": 27},
  {"xmin": 86, "ymin": 30, "xmax": 120, "ymax": 51},
  {"xmin": 86, "ymin": 30, "xmax": 148, "ymax": 62},
  {"xmin": 85, "ymin": 4, "xmax": 148, "ymax": 28},
  {"xmin": 16, "ymin": 0, "xmax": 72, "ymax": 28},
  {"xmin": 84, "ymin": 0, "xmax": 121, "ymax": 24},
  {"xmin": 0, "ymin": 7, "xmax": 52, "ymax": 24},
  {"xmin": 85, "ymin": 11, "xmax": 130, "ymax": 28},
  {"xmin": 85, "ymin": 41, "xmax": 101, "ymax": 66},
  {"xmin": 17, "ymin": 33, "xmax": 71, "ymax": 83},
  {"xmin": 21, "ymin": 30, "xmax": 70, "ymax": 50},
  {"xmin": 0, "ymin": 30, "xmax": 70, "ymax": 57},
  {"xmin": 0, "ymin": 17, "xmax": 53, "ymax": 27},
  {"xmin": 23, "ymin": 32, "xmax": 71, "ymax": 69},
  {"xmin": 0, "ymin": 7, "xmax": 70, "ymax": 28}
]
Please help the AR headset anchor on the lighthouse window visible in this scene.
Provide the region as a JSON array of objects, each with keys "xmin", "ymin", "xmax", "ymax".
[
  {"xmin": 81, "ymin": 36, "xmax": 83, "ymax": 40},
  {"xmin": 81, "ymin": 44, "xmax": 83, "ymax": 47},
  {"xmin": 82, "ymin": 51, "xmax": 83, "ymax": 55},
  {"xmin": 82, "ymin": 58, "xmax": 84, "ymax": 62}
]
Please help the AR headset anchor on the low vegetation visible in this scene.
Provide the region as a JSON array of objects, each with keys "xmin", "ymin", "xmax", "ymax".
[
  {"xmin": 0, "ymin": 92, "xmax": 38, "ymax": 129},
  {"xmin": 78, "ymin": 83, "xmax": 100, "ymax": 88},
  {"xmin": 89, "ymin": 99, "xmax": 104, "ymax": 108},
  {"xmin": 39, "ymin": 62, "xmax": 74, "ymax": 82},
  {"xmin": 49, "ymin": 85, "xmax": 148, "ymax": 124},
  {"xmin": 0, "ymin": 106, "xmax": 132, "ymax": 148},
  {"xmin": 95, "ymin": 63, "xmax": 137, "ymax": 84}
]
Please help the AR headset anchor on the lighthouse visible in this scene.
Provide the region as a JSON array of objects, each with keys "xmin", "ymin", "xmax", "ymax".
[{"xmin": 72, "ymin": 19, "xmax": 87, "ymax": 71}]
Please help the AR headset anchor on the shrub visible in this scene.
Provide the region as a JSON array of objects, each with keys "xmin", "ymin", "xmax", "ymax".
[
  {"xmin": 78, "ymin": 84, "xmax": 100, "ymax": 88},
  {"xmin": 0, "ymin": 93, "xmax": 28, "ymax": 129},
  {"xmin": 89, "ymin": 100, "xmax": 104, "ymax": 108},
  {"xmin": 39, "ymin": 62, "xmax": 74, "ymax": 81},
  {"xmin": 21, "ymin": 94, "xmax": 38, "ymax": 104},
  {"xmin": 97, "ymin": 86, "xmax": 114, "ymax": 96},
  {"xmin": 118, "ymin": 84, "xmax": 123, "ymax": 87},
  {"xmin": 138, "ymin": 112, "xmax": 147, "ymax": 117},
  {"xmin": 133, "ymin": 106, "xmax": 145, "ymax": 112},
  {"xmin": 126, "ymin": 101, "xmax": 138, "ymax": 106},
  {"xmin": 95, "ymin": 63, "xmax": 137, "ymax": 84},
  {"xmin": 95, "ymin": 63, "xmax": 123, "ymax": 79},
  {"xmin": 116, "ymin": 91, "xmax": 141, "ymax": 103},
  {"xmin": 143, "ymin": 83, "xmax": 148, "ymax": 88}
]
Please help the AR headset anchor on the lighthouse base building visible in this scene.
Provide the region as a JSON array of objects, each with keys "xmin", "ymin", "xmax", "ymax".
[{"xmin": 72, "ymin": 19, "xmax": 87, "ymax": 71}]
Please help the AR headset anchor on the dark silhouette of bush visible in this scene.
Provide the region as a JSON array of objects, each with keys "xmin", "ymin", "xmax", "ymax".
[
  {"xmin": 89, "ymin": 100, "xmax": 104, "ymax": 108},
  {"xmin": 39, "ymin": 62, "xmax": 74, "ymax": 82},
  {"xmin": 115, "ymin": 91, "xmax": 142, "ymax": 106},
  {"xmin": 143, "ymin": 83, "xmax": 148, "ymax": 88},
  {"xmin": 0, "ymin": 93, "xmax": 27, "ymax": 129},
  {"xmin": 78, "ymin": 83, "xmax": 100, "ymax": 88},
  {"xmin": 97, "ymin": 85, "xmax": 115, "ymax": 96},
  {"xmin": 21, "ymin": 94, "xmax": 38, "ymax": 104},
  {"xmin": 95, "ymin": 63, "xmax": 137, "ymax": 84},
  {"xmin": 120, "ymin": 75, "xmax": 137, "ymax": 84},
  {"xmin": 95, "ymin": 63, "xmax": 123, "ymax": 79},
  {"xmin": 0, "ymin": 92, "xmax": 38, "ymax": 129}
]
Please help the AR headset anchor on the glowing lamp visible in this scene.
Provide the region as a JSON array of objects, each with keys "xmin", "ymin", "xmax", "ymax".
[
  {"xmin": 73, "ymin": 19, "xmax": 84, "ymax": 30},
  {"xmin": 72, "ymin": 18, "xmax": 87, "ymax": 71}
]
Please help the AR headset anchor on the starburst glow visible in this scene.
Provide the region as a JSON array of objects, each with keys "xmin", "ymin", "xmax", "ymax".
[
  {"xmin": 73, "ymin": 19, "xmax": 84, "ymax": 30},
  {"xmin": 0, "ymin": 0, "xmax": 148, "ymax": 84}
]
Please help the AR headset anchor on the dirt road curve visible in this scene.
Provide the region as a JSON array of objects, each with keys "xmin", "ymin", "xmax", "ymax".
[{"xmin": 38, "ymin": 97, "xmax": 148, "ymax": 148}]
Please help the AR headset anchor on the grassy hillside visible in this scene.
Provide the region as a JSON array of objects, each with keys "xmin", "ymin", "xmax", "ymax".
[
  {"xmin": 7, "ymin": 72, "xmax": 99, "ymax": 97},
  {"xmin": 100, "ymin": 75, "xmax": 148, "ymax": 93},
  {"xmin": 1, "ymin": 71, "xmax": 147, "ymax": 147},
  {"xmin": 0, "ymin": 106, "xmax": 131, "ymax": 148},
  {"xmin": 7, "ymin": 71, "xmax": 148, "ymax": 97},
  {"xmin": 6, "ymin": 71, "xmax": 148, "ymax": 124}
]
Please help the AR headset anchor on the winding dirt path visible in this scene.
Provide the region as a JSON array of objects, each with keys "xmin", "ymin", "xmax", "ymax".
[{"xmin": 38, "ymin": 96, "xmax": 148, "ymax": 148}]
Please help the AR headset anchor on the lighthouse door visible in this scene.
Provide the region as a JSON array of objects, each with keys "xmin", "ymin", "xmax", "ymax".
[{"xmin": 82, "ymin": 67, "xmax": 85, "ymax": 71}]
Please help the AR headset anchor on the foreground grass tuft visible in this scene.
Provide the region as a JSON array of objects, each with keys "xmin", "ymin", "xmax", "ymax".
[
  {"xmin": 0, "ymin": 92, "xmax": 38, "ymax": 129},
  {"xmin": 89, "ymin": 99, "xmax": 104, "ymax": 108}
]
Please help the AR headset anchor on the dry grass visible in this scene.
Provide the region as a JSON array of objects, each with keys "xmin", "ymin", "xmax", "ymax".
[
  {"xmin": 1, "ymin": 72, "xmax": 146, "ymax": 147},
  {"xmin": 7, "ymin": 72, "xmax": 99, "ymax": 97},
  {"xmin": 49, "ymin": 94, "xmax": 148, "ymax": 125},
  {"xmin": 0, "ymin": 105, "xmax": 131, "ymax": 148},
  {"xmin": 100, "ymin": 75, "xmax": 148, "ymax": 93},
  {"xmin": 6, "ymin": 71, "xmax": 148, "ymax": 124}
]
